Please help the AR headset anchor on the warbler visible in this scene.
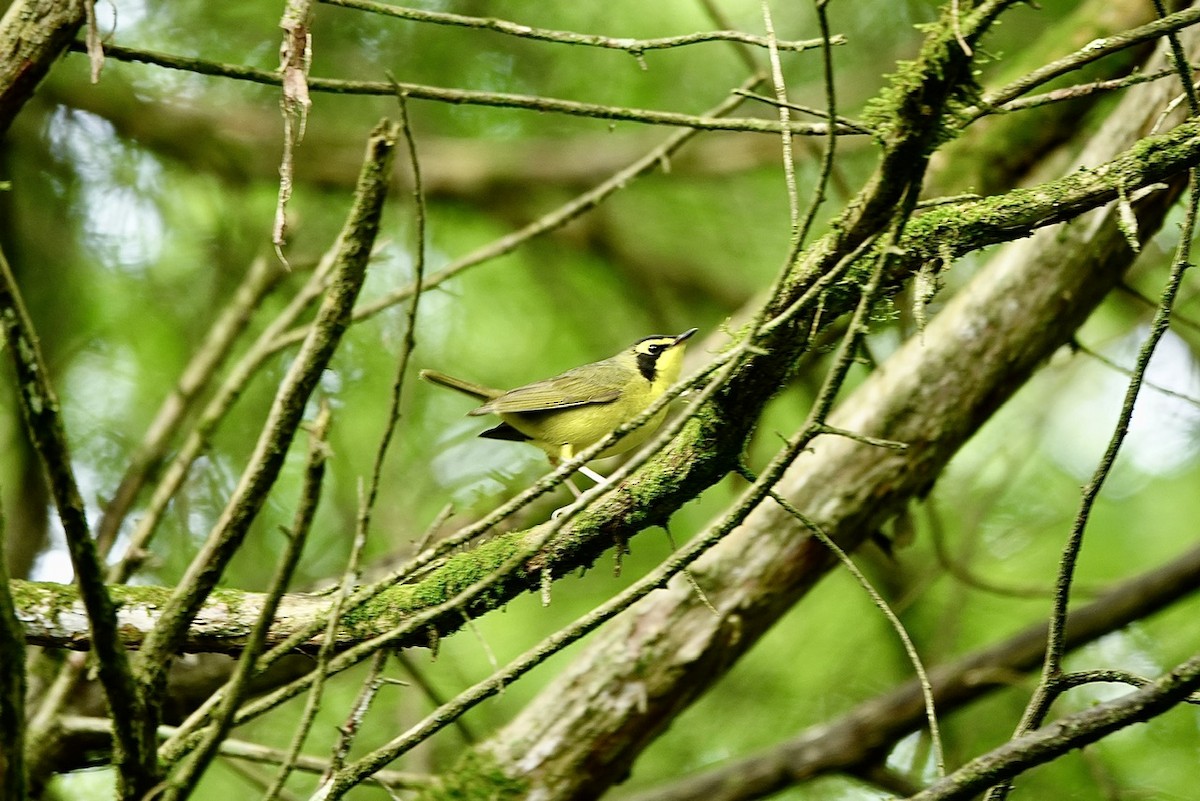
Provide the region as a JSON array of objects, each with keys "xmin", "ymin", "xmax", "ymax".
[{"xmin": 421, "ymin": 329, "xmax": 697, "ymax": 484}]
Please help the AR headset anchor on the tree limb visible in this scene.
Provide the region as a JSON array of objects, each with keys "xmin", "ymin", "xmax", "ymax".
[
  {"xmin": 0, "ymin": 0, "xmax": 85, "ymax": 134},
  {"xmin": 0, "ymin": 232, "xmax": 153, "ymax": 794},
  {"xmin": 908, "ymin": 651, "xmax": 1200, "ymax": 801},
  {"xmin": 617, "ymin": 541, "xmax": 1200, "ymax": 801},
  {"xmin": 453, "ymin": 28, "xmax": 1191, "ymax": 794}
]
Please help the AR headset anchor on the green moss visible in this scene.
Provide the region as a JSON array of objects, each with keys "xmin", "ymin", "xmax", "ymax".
[
  {"xmin": 11, "ymin": 580, "xmax": 74, "ymax": 618},
  {"xmin": 415, "ymin": 751, "xmax": 528, "ymax": 800},
  {"xmin": 860, "ymin": 6, "xmax": 981, "ymax": 149},
  {"xmin": 341, "ymin": 531, "xmax": 530, "ymax": 630},
  {"xmin": 206, "ymin": 587, "xmax": 248, "ymax": 614}
]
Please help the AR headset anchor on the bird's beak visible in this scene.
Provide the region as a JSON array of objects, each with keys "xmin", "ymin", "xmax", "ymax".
[{"xmin": 673, "ymin": 328, "xmax": 698, "ymax": 346}]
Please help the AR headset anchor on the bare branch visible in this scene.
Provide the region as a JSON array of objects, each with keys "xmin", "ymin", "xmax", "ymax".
[
  {"xmin": 912, "ymin": 652, "xmax": 1200, "ymax": 801},
  {"xmin": 618, "ymin": 542, "xmax": 1200, "ymax": 801},
  {"xmin": 66, "ymin": 42, "xmax": 846, "ymax": 135},
  {"xmin": 970, "ymin": 4, "xmax": 1200, "ymax": 119},
  {"xmin": 134, "ymin": 120, "xmax": 398, "ymax": 693},
  {"xmin": 321, "ymin": 0, "xmax": 842, "ymax": 54},
  {"xmin": 0, "ymin": 243, "xmax": 153, "ymax": 795}
]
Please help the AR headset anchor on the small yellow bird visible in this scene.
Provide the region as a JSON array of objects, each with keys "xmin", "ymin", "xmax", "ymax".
[{"xmin": 421, "ymin": 329, "xmax": 697, "ymax": 485}]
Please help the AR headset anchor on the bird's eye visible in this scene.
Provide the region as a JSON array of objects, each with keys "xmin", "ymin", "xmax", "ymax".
[{"xmin": 648, "ymin": 344, "xmax": 664, "ymax": 355}]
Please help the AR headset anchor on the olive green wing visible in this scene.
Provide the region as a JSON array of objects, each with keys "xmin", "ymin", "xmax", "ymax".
[{"xmin": 471, "ymin": 359, "xmax": 624, "ymax": 415}]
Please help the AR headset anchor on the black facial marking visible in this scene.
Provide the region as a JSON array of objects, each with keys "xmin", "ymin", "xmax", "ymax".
[{"xmin": 636, "ymin": 350, "xmax": 658, "ymax": 382}]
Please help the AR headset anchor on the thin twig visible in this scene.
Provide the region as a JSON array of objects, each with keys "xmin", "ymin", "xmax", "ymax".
[
  {"xmin": 69, "ymin": 41, "xmax": 848, "ymax": 136},
  {"xmin": 752, "ymin": 478, "xmax": 945, "ymax": 777},
  {"xmin": 661, "ymin": 524, "xmax": 718, "ymax": 616},
  {"xmin": 760, "ymin": 0, "xmax": 800, "ymax": 238},
  {"xmin": 966, "ymin": 5, "xmax": 1200, "ymax": 122},
  {"xmin": 815, "ymin": 423, "xmax": 908, "ymax": 450},
  {"xmin": 733, "ymin": 89, "xmax": 870, "ymax": 133},
  {"xmin": 263, "ymin": 493, "xmax": 371, "ymax": 801},
  {"xmin": 321, "ymin": 0, "xmax": 841, "ymax": 54},
  {"xmin": 1057, "ymin": 668, "xmax": 1200, "ymax": 703},
  {"xmin": 999, "ymin": 66, "xmax": 1200, "ymax": 115},
  {"xmin": 161, "ymin": 403, "xmax": 332, "ymax": 800},
  {"xmin": 353, "ymin": 86, "xmax": 426, "ymax": 550},
  {"xmin": 794, "ymin": 0, "xmax": 839, "ymax": 253},
  {"xmin": 1155, "ymin": 0, "xmax": 1200, "ymax": 116},
  {"xmin": 327, "ymin": 651, "xmax": 392, "ymax": 776}
]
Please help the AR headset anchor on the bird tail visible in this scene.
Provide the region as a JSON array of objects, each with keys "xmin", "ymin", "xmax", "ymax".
[{"xmin": 419, "ymin": 369, "xmax": 503, "ymax": 402}]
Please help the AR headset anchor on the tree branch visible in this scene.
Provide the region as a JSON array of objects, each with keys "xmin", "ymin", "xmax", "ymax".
[
  {"xmin": 0, "ymin": 0, "xmax": 85, "ymax": 134},
  {"xmin": 321, "ymin": 0, "xmax": 843, "ymax": 54},
  {"xmin": 65, "ymin": 42, "xmax": 844, "ymax": 135},
  {"xmin": 0, "ymin": 238, "xmax": 153, "ymax": 795},
  {"xmin": 908, "ymin": 651, "xmax": 1200, "ymax": 801},
  {"xmin": 617, "ymin": 541, "xmax": 1200, "ymax": 801},
  {"xmin": 133, "ymin": 121, "xmax": 399, "ymax": 690},
  {"xmin": 449, "ymin": 30, "xmax": 1190, "ymax": 792}
]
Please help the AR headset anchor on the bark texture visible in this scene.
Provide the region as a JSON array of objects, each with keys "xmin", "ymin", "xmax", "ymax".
[{"xmin": 462, "ymin": 28, "xmax": 1199, "ymax": 800}]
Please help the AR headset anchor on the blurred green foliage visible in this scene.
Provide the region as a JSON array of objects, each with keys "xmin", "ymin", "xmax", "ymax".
[{"xmin": 5, "ymin": 0, "xmax": 1200, "ymax": 799}]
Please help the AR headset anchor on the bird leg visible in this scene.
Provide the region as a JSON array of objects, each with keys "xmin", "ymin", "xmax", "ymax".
[
  {"xmin": 578, "ymin": 465, "xmax": 608, "ymax": 485},
  {"xmin": 548, "ymin": 456, "xmax": 609, "ymax": 518}
]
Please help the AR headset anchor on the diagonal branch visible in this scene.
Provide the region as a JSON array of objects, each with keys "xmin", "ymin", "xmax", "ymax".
[
  {"xmin": 321, "ymin": 0, "xmax": 842, "ymax": 54},
  {"xmin": 908, "ymin": 651, "xmax": 1200, "ymax": 801},
  {"xmin": 134, "ymin": 120, "xmax": 399, "ymax": 692},
  {"xmin": 0, "ymin": 245, "xmax": 153, "ymax": 795},
  {"xmin": 66, "ymin": 42, "xmax": 839, "ymax": 135},
  {"xmin": 617, "ymin": 541, "xmax": 1200, "ymax": 801}
]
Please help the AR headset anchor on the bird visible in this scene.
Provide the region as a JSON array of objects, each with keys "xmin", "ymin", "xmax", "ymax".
[{"xmin": 420, "ymin": 328, "xmax": 697, "ymax": 488}]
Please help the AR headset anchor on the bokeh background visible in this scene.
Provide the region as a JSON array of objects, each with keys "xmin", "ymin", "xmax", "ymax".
[{"xmin": 3, "ymin": 0, "xmax": 1200, "ymax": 798}]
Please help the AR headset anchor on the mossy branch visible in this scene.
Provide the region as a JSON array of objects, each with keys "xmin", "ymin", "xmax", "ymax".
[
  {"xmin": 133, "ymin": 121, "xmax": 398, "ymax": 688},
  {"xmin": 12, "ymin": 115, "xmax": 1200, "ymax": 661}
]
